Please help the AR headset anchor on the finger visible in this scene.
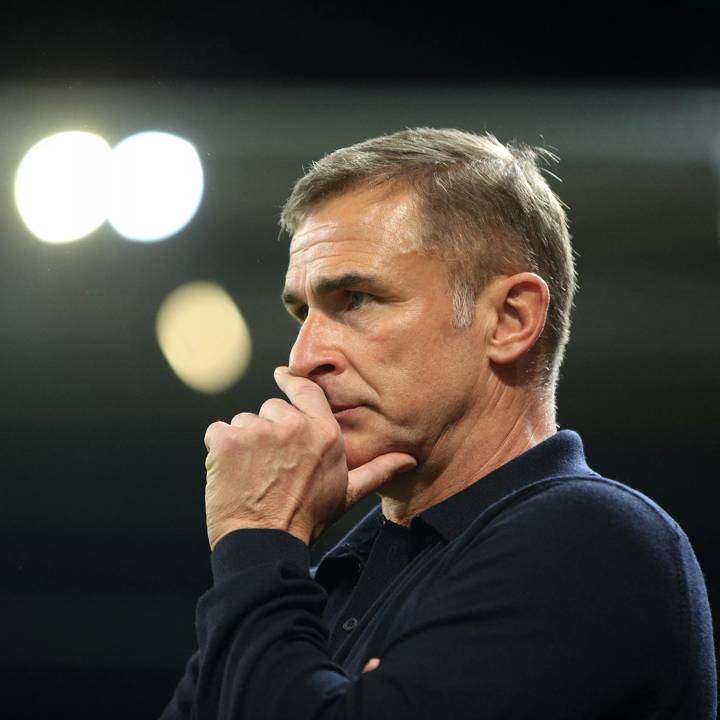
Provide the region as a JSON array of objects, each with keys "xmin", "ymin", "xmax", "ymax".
[
  {"xmin": 362, "ymin": 657, "xmax": 380, "ymax": 673},
  {"xmin": 204, "ymin": 420, "xmax": 230, "ymax": 451},
  {"xmin": 230, "ymin": 413, "xmax": 277, "ymax": 435},
  {"xmin": 347, "ymin": 452, "xmax": 417, "ymax": 508},
  {"xmin": 257, "ymin": 397, "xmax": 296, "ymax": 422},
  {"xmin": 230, "ymin": 412, "xmax": 257, "ymax": 427},
  {"xmin": 273, "ymin": 366, "xmax": 333, "ymax": 420}
]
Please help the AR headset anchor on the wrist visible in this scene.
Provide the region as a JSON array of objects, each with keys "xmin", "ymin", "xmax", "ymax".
[{"xmin": 208, "ymin": 519, "xmax": 311, "ymax": 550}]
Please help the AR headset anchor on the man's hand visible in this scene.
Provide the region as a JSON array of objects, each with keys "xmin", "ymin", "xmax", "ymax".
[{"xmin": 203, "ymin": 366, "xmax": 417, "ymax": 550}]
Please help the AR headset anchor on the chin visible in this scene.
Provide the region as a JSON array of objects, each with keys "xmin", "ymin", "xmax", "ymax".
[
  {"xmin": 342, "ymin": 428, "xmax": 408, "ymax": 471},
  {"xmin": 342, "ymin": 434, "xmax": 384, "ymax": 471},
  {"xmin": 344, "ymin": 448, "xmax": 375, "ymax": 472}
]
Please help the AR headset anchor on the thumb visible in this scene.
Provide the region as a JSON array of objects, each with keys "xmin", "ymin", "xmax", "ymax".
[{"xmin": 346, "ymin": 452, "xmax": 417, "ymax": 508}]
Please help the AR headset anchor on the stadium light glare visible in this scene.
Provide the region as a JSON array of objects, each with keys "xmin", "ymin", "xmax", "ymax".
[
  {"xmin": 156, "ymin": 281, "xmax": 252, "ymax": 395},
  {"xmin": 109, "ymin": 132, "xmax": 204, "ymax": 242},
  {"xmin": 14, "ymin": 131, "xmax": 112, "ymax": 243}
]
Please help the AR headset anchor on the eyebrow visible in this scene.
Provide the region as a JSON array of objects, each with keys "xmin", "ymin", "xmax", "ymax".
[{"xmin": 282, "ymin": 272, "xmax": 383, "ymax": 308}]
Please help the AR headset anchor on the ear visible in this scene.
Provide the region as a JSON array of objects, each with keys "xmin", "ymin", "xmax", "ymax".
[{"xmin": 484, "ymin": 272, "xmax": 550, "ymax": 366}]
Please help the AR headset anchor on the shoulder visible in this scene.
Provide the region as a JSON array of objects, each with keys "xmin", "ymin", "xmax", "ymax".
[
  {"xmin": 504, "ymin": 474, "xmax": 684, "ymax": 550},
  {"xmin": 469, "ymin": 473, "xmax": 685, "ymax": 556},
  {"xmin": 475, "ymin": 475, "xmax": 693, "ymax": 596},
  {"xmin": 445, "ymin": 474, "xmax": 694, "ymax": 636},
  {"xmin": 432, "ymin": 475, "xmax": 715, "ymax": 715}
]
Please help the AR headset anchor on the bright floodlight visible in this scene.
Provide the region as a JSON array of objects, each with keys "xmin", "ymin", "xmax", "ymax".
[
  {"xmin": 109, "ymin": 132, "xmax": 204, "ymax": 241},
  {"xmin": 15, "ymin": 131, "xmax": 112, "ymax": 243},
  {"xmin": 156, "ymin": 281, "xmax": 252, "ymax": 395}
]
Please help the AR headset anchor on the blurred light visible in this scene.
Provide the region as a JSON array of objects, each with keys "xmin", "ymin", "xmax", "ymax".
[
  {"xmin": 109, "ymin": 132, "xmax": 204, "ymax": 242},
  {"xmin": 14, "ymin": 131, "xmax": 112, "ymax": 243},
  {"xmin": 156, "ymin": 281, "xmax": 252, "ymax": 395}
]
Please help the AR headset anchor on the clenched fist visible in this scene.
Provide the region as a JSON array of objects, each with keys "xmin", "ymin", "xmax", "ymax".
[{"xmin": 203, "ymin": 366, "xmax": 417, "ymax": 550}]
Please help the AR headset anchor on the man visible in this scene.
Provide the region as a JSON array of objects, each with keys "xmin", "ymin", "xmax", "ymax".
[{"xmin": 161, "ymin": 128, "xmax": 716, "ymax": 719}]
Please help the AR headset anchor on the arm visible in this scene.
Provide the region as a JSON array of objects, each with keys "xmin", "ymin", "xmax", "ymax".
[
  {"xmin": 160, "ymin": 366, "xmax": 414, "ymax": 720},
  {"xmin": 159, "ymin": 650, "xmax": 200, "ymax": 720}
]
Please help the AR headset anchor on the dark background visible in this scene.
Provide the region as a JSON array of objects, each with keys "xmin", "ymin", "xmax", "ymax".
[{"xmin": 2, "ymin": 5, "xmax": 719, "ymax": 718}]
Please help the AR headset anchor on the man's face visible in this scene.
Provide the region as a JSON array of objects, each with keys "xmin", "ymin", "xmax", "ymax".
[{"xmin": 282, "ymin": 185, "xmax": 490, "ymax": 471}]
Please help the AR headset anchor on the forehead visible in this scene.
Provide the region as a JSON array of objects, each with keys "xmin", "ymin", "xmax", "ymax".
[{"xmin": 286, "ymin": 186, "xmax": 420, "ymax": 281}]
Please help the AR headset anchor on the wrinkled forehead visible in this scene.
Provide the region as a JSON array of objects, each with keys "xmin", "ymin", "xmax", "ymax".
[
  {"xmin": 287, "ymin": 188, "xmax": 422, "ymax": 273},
  {"xmin": 288, "ymin": 224, "xmax": 423, "ymax": 288},
  {"xmin": 290, "ymin": 220, "xmax": 407, "ymax": 254},
  {"xmin": 285, "ymin": 225, "xmax": 395, "ymax": 292}
]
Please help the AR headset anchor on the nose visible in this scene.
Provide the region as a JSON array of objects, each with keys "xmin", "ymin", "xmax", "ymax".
[{"xmin": 288, "ymin": 310, "xmax": 347, "ymax": 380}]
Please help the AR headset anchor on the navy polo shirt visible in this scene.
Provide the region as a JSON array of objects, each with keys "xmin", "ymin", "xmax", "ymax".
[{"xmin": 161, "ymin": 429, "xmax": 717, "ymax": 719}]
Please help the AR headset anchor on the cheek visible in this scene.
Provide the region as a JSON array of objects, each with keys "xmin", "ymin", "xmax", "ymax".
[
  {"xmin": 375, "ymin": 330, "xmax": 479, "ymax": 409},
  {"xmin": 365, "ymin": 326, "xmax": 420, "ymax": 377},
  {"xmin": 366, "ymin": 331, "xmax": 439, "ymax": 407},
  {"xmin": 364, "ymin": 306, "xmax": 428, "ymax": 364},
  {"xmin": 356, "ymin": 302, "xmax": 470, "ymax": 399}
]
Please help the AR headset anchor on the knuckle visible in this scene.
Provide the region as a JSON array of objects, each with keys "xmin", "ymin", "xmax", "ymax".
[
  {"xmin": 284, "ymin": 411, "xmax": 306, "ymax": 432},
  {"xmin": 317, "ymin": 420, "xmax": 342, "ymax": 449},
  {"xmin": 213, "ymin": 431, "xmax": 237, "ymax": 454},
  {"xmin": 204, "ymin": 420, "xmax": 227, "ymax": 448},
  {"xmin": 259, "ymin": 398, "xmax": 285, "ymax": 415},
  {"xmin": 255, "ymin": 418, "xmax": 275, "ymax": 437},
  {"xmin": 275, "ymin": 412, "xmax": 305, "ymax": 441},
  {"xmin": 205, "ymin": 419, "xmax": 225, "ymax": 435}
]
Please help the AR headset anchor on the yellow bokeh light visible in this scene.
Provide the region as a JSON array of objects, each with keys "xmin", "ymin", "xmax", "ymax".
[
  {"xmin": 156, "ymin": 281, "xmax": 252, "ymax": 394},
  {"xmin": 14, "ymin": 131, "xmax": 112, "ymax": 243}
]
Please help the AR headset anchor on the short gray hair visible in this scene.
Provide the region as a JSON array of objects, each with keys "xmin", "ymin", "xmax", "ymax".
[{"xmin": 280, "ymin": 127, "xmax": 577, "ymax": 395}]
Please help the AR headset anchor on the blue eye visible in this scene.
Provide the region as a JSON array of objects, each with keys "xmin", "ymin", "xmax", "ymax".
[
  {"xmin": 349, "ymin": 291, "xmax": 370, "ymax": 310},
  {"xmin": 294, "ymin": 293, "xmax": 371, "ymax": 322}
]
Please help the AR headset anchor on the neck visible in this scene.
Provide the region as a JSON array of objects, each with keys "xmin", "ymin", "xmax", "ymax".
[{"xmin": 379, "ymin": 387, "xmax": 556, "ymax": 527}]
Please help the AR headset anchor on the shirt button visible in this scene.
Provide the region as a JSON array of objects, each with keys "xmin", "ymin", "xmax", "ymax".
[{"xmin": 342, "ymin": 617, "xmax": 359, "ymax": 632}]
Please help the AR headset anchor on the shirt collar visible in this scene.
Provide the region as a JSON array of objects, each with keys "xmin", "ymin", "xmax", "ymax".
[
  {"xmin": 415, "ymin": 428, "xmax": 599, "ymax": 542},
  {"xmin": 311, "ymin": 503, "xmax": 383, "ymax": 584},
  {"xmin": 312, "ymin": 429, "xmax": 598, "ymax": 577}
]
